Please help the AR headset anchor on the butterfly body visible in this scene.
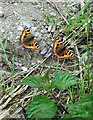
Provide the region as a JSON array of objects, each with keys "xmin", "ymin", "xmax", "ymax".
[{"xmin": 20, "ymin": 27, "xmax": 39, "ymax": 50}]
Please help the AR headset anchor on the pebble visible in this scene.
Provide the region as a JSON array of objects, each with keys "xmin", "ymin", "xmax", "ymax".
[
  {"xmin": 48, "ymin": 25, "xmax": 52, "ymax": 32},
  {"xmin": 18, "ymin": 26, "xmax": 23, "ymax": 31},
  {"xmin": 41, "ymin": 22, "xmax": 47, "ymax": 27},
  {"xmin": 40, "ymin": 48, "xmax": 47, "ymax": 55},
  {"xmin": 50, "ymin": 12, "xmax": 56, "ymax": 17},
  {"xmin": 27, "ymin": 54, "xmax": 32, "ymax": 59},
  {"xmin": 21, "ymin": 66, "xmax": 28, "ymax": 71},
  {"xmin": 21, "ymin": 21, "xmax": 31, "ymax": 28},
  {"xmin": 7, "ymin": 0, "xmax": 16, "ymax": 4},
  {"xmin": 14, "ymin": 3, "xmax": 18, "ymax": 6},
  {"xmin": 15, "ymin": 62, "xmax": 22, "ymax": 67},
  {"xmin": 40, "ymin": 29, "xmax": 45, "ymax": 34},
  {"xmin": 35, "ymin": 32, "xmax": 40, "ymax": 37},
  {"xmin": 45, "ymin": 25, "xmax": 48, "ymax": 29},
  {"xmin": 16, "ymin": 35, "xmax": 20, "ymax": 40},
  {"xmin": 37, "ymin": 60, "xmax": 41, "ymax": 63},
  {"xmin": 31, "ymin": 27, "xmax": 37, "ymax": 32},
  {"xmin": 14, "ymin": 62, "xmax": 20, "ymax": 66},
  {"xmin": 51, "ymin": 26, "xmax": 56, "ymax": 33},
  {"xmin": 0, "ymin": 11, "xmax": 4, "ymax": 18},
  {"xmin": 31, "ymin": 60, "xmax": 36, "ymax": 65},
  {"xmin": 1, "ymin": 29, "xmax": 5, "ymax": 34},
  {"xmin": 9, "ymin": 32, "xmax": 13, "ymax": 38},
  {"xmin": 44, "ymin": 52, "xmax": 51, "ymax": 58},
  {"xmin": 41, "ymin": 8, "xmax": 43, "ymax": 11}
]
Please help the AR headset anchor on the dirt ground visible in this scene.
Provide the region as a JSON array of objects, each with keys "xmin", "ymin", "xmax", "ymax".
[
  {"xmin": 0, "ymin": 0, "xmax": 80, "ymax": 79},
  {"xmin": 0, "ymin": 0, "xmax": 92, "ymax": 119}
]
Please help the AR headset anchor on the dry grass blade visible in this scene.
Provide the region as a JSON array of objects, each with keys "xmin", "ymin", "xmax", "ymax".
[{"xmin": 48, "ymin": 0, "xmax": 69, "ymax": 24}]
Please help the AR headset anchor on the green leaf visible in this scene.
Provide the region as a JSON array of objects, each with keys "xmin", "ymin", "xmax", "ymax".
[
  {"xmin": 52, "ymin": 72, "xmax": 78, "ymax": 90},
  {"xmin": 26, "ymin": 95, "xmax": 57, "ymax": 118},
  {"xmin": 18, "ymin": 69, "xmax": 53, "ymax": 90},
  {"xmin": 45, "ymin": 15, "xmax": 51, "ymax": 22},
  {"xmin": 0, "ymin": 86, "xmax": 7, "ymax": 94},
  {"xmin": 18, "ymin": 75, "xmax": 45, "ymax": 89},
  {"xmin": 63, "ymin": 92, "xmax": 93, "ymax": 118}
]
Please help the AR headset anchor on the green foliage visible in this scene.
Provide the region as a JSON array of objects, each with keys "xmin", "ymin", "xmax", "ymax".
[
  {"xmin": 19, "ymin": 69, "xmax": 78, "ymax": 119},
  {"xmin": 0, "ymin": 35, "xmax": 8, "ymax": 51},
  {"xmin": 19, "ymin": 70, "xmax": 78, "ymax": 91},
  {"xmin": 44, "ymin": 15, "xmax": 51, "ymax": 23},
  {"xmin": 63, "ymin": 92, "xmax": 93, "ymax": 118},
  {"xmin": 44, "ymin": 15, "xmax": 60, "ymax": 26},
  {"xmin": 0, "ymin": 36, "xmax": 9, "ymax": 63},
  {"xmin": 19, "ymin": 69, "xmax": 54, "ymax": 90},
  {"xmin": 52, "ymin": 72, "xmax": 78, "ymax": 90},
  {"xmin": 26, "ymin": 95, "xmax": 57, "ymax": 119},
  {"xmin": 18, "ymin": 2, "xmax": 92, "ymax": 119},
  {"xmin": 0, "ymin": 86, "xmax": 7, "ymax": 94},
  {"xmin": 65, "ymin": 2, "xmax": 92, "ymax": 27},
  {"xmin": 63, "ymin": 2, "xmax": 92, "ymax": 42}
]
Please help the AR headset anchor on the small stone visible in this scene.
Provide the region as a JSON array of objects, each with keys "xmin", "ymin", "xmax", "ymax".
[
  {"xmin": 48, "ymin": 25, "xmax": 52, "ymax": 32},
  {"xmin": 37, "ymin": 60, "xmax": 41, "ymax": 63},
  {"xmin": 31, "ymin": 27, "xmax": 37, "ymax": 32},
  {"xmin": 35, "ymin": 32, "xmax": 40, "ymax": 37},
  {"xmin": 16, "ymin": 35, "xmax": 20, "ymax": 40},
  {"xmin": 17, "ymin": 16, "xmax": 20, "ymax": 20},
  {"xmin": 51, "ymin": 26, "xmax": 55, "ymax": 33},
  {"xmin": 1, "ymin": 29, "xmax": 5, "ymax": 33},
  {"xmin": 36, "ymin": 4, "xmax": 41, "ymax": 9},
  {"xmin": 0, "ymin": 11, "xmax": 4, "ymax": 18},
  {"xmin": 40, "ymin": 29, "xmax": 45, "ymax": 33},
  {"xmin": 21, "ymin": 66, "xmax": 28, "ymax": 71},
  {"xmin": 14, "ymin": 3, "xmax": 18, "ymax": 5},
  {"xmin": 14, "ymin": 62, "xmax": 20, "ymax": 66},
  {"xmin": 42, "ymin": 22, "xmax": 47, "ymax": 27},
  {"xmin": 41, "ymin": 8, "xmax": 43, "ymax": 11},
  {"xmin": 45, "ymin": 25, "xmax": 48, "ymax": 29},
  {"xmin": 31, "ymin": 60, "xmax": 36, "ymax": 65},
  {"xmin": 27, "ymin": 54, "xmax": 32, "ymax": 59},
  {"xmin": 40, "ymin": 48, "xmax": 47, "ymax": 55},
  {"xmin": 50, "ymin": 12, "xmax": 56, "ymax": 17},
  {"xmin": 18, "ymin": 26, "xmax": 23, "ymax": 31},
  {"xmin": 21, "ymin": 21, "xmax": 31, "ymax": 28},
  {"xmin": 9, "ymin": 32, "xmax": 13, "ymax": 38},
  {"xmin": 44, "ymin": 52, "xmax": 51, "ymax": 58},
  {"xmin": 8, "ymin": 0, "xmax": 15, "ymax": 4}
]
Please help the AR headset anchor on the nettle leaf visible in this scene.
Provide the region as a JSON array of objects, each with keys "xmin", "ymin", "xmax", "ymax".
[
  {"xmin": 52, "ymin": 72, "xmax": 78, "ymax": 90},
  {"xmin": 63, "ymin": 92, "xmax": 93, "ymax": 118},
  {"xmin": 26, "ymin": 95, "xmax": 57, "ymax": 119},
  {"xmin": 18, "ymin": 69, "xmax": 53, "ymax": 90},
  {"xmin": 18, "ymin": 75, "xmax": 43, "ymax": 88}
]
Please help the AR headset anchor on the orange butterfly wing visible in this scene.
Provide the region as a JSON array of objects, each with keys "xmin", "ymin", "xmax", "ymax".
[
  {"xmin": 53, "ymin": 39, "xmax": 73, "ymax": 59},
  {"xmin": 20, "ymin": 27, "xmax": 39, "ymax": 50}
]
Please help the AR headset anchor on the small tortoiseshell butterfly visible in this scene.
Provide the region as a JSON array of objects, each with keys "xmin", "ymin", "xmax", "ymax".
[
  {"xmin": 53, "ymin": 39, "xmax": 74, "ymax": 60},
  {"xmin": 20, "ymin": 26, "xmax": 39, "ymax": 49}
]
